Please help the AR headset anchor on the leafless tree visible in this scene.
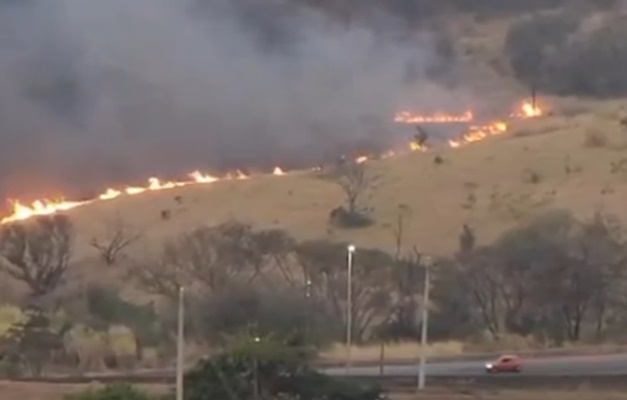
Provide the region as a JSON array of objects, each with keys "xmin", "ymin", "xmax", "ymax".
[
  {"xmin": 390, "ymin": 204, "xmax": 412, "ymax": 261},
  {"xmin": 133, "ymin": 221, "xmax": 292, "ymax": 300},
  {"xmin": 329, "ymin": 160, "xmax": 378, "ymax": 214},
  {"xmin": 90, "ymin": 217, "xmax": 141, "ymax": 266},
  {"xmin": 458, "ymin": 224, "xmax": 476, "ymax": 255},
  {"xmin": 0, "ymin": 215, "xmax": 73, "ymax": 298},
  {"xmin": 296, "ymin": 240, "xmax": 393, "ymax": 341}
]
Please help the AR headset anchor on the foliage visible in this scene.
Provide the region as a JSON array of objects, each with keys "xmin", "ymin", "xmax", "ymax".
[
  {"xmin": 184, "ymin": 335, "xmax": 384, "ymax": 400},
  {"xmin": 327, "ymin": 161, "xmax": 378, "ymax": 228},
  {"xmin": 0, "ymin": 215, "xmax": 73, "ymax": 298},
  {"xmin": 85, "ymin": 284, "xmax": 163, "ymax": 351},
  {"xmin": 438, "ymin": 210, "xmax": 627, "ymax": 343},
  {"xmin": 195, "ymin": 285, "xmax": 335, "ymax": 347},
  {"xmin": 0, "ymin": 304, "xmax": 26, "ymax": 337},
  {"xmin": 0, "ymin": 311, "xmax": 68, "ymax": 376},
  {"xmin": 130, "ymin": 209, "xmax": 627, "ymax": 351},
  {"xmin": 64, "ymin": 383, "xmax": 157, "ymax": 400}
]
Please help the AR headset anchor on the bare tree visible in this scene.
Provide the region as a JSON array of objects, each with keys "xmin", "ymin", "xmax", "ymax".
[
  {"xmin": 329, "ymin": 160, "xmax": 378, "ymax": 215},
  {"xmin": 458, "ymin": 224, "xmax": 476, "ymax": 255},
  {"xmin": 0, "ymin": 215, "xmax": 73, "ymax": 298},
  {"xmin": 90, "ymin": 217, "xmax": 141, "ymax": 266},
  {"xmin": 390, "ymin": 204, "xmax": 412, "ymax": 261},
  {"xmin": 133, "ymin": 221, "xmax": 289, "ymax": 300},
  {"xmin": 296, "ymin": 240, "xmax": 393, "ymax": 341}
]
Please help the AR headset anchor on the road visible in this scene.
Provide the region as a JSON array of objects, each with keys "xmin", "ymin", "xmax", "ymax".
[{"xmin": 324, "ymin": 353, "xmax": 627, "ymax": 378}]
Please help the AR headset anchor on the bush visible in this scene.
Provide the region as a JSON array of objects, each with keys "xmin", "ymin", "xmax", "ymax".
[
  {"xmin": 184, "ymin": 336, "xmax": 384, "ymax": 400},
  {"xmin": 583, "ymin": 130, "xmax": 608, "ymax": 148},
  {"xmin": 64, "ymin": 383, "xmax": 157, "ymax": 400},
  {"xmin": 194, "ymin": 286, "xmax": 337, "ymax": 347},
  {"xmin": 329, "ymin": 206, "xmax": 374, "ymax": 229}
]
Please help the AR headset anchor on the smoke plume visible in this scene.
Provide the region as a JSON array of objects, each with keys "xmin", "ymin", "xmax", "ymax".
[{"xmin": 0, "ymin": 0, "xmax": 469, "ymax": 201}]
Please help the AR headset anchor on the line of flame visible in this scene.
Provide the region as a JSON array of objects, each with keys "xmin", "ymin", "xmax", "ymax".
[{"xmin": 0, "ymin": 101, "xmax": 543, "ymax": 225}]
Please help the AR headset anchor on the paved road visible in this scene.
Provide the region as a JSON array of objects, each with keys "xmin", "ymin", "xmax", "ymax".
[{"xmin": 324, "ymin": 353, "xmax": 627, "ymax": 377}]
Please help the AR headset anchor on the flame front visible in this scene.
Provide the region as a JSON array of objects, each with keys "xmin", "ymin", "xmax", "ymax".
[{"xmin": 0, "ymin": 100, "xmax": 545, "ymax": 225}]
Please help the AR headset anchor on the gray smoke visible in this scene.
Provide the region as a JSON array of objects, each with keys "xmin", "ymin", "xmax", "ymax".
[{"xmin": 0, "ymin": 0, "xmax": 470, "ymax": 201}]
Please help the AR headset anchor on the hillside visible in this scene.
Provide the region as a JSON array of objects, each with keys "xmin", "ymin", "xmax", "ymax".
[
  {"xmin": 47, "ymin": 98, "xmax": 622, "ymax": 266},
  {"xmin": 3, "ymin": 7, "xmax": 627, "ymax": 270}
]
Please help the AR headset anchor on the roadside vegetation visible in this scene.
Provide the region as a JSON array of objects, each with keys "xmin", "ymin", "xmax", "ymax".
[{"xmin": 2, "ymin": 206, "xmax": 627, "ymax": 379}]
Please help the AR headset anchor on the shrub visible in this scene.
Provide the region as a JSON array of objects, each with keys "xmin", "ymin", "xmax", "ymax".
[
  {"xmin": 184, "ymin": 336, "xmax": 384, "ymax": 400},
  {"xmin": 329, "ymin": 206, "xmax": 374, "ymax": 229},
  {"xmin": 0, "ymin": 305, "xmax": 26, "ymax": 337},
  {"xmin": 64, "ymin": 383, "xmax": 157, "ymax": 400},
  {"xmin": 194, "ymin": 286, "xmax": 337, "ymax": 347},
  {"xmin": 583, "ymin": 130, "xmax": 608, "ymax": 148}
]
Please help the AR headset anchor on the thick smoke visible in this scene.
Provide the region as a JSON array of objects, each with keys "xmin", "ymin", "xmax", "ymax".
[{"xmin": 0, "ymin": 0, "xmax": 470, "ymax": 201}]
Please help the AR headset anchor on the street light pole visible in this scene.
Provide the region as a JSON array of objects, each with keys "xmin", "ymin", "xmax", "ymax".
[
  {"xmin": 346, "ymin": 244, "xmax": 356, "ymax": 372},
  {"xmin": 305, "ymin": 278, "xmax": 312, "ymax": 338},
  {"xmin": 176, "ymin": 286, "xmax": 185, "ymax": 400},
  {"xmin": 418, "ymin": 256, "xmax": 433, "ymax": 391}
]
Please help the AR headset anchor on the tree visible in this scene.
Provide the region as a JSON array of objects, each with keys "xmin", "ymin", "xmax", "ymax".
[
  {"xmin": 183, "ymin": 335, "xmax": 383, "ymax": 400},
  {"xmin": 83, "ymin": 284, "xmax": 164, "ymax": 361},
  {"xmin": 0, "ymin": 215, "xmax": 73, "ymax": 299},
  {"xmin": 0, "ymin": 310, "xmax": 69, "ymax": 376},
  {"xmin": 389, "ymin": 204, "xmax": 412, "ymax": 261},
  {"xmin": 458, "ymin": 224, "xmax": 476, "ymax": 255},
  {"xmin": 134, "ymin": 221, "xmax": 295, "ymax": 301},
  {"xmin": 195, "ymin": 285, "xmax": 334, "ymax": 347},
  {"xmin": 328, "ymin": 160, "xmax": 378, "ymax": 227},
  {"xmin": 90, "ymin": 217, "xmax": 141, "ymax": 266},
  {"xmin": 296, "ymin": 240, "xmax": 393, "ymax": 341}
]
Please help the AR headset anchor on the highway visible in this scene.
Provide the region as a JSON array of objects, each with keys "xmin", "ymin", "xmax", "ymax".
[{"xmin": 324, "ymin": 353, "xmax": 627, "ymax": 377}]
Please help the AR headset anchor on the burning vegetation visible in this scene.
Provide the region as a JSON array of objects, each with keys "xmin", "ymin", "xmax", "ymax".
[{"xmin": 0, "ymin": 100, "xmax": 543, "ymax": 225}]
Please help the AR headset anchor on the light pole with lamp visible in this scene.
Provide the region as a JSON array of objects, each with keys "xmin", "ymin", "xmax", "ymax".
[
  {"xmin": 305, "ymin": 278, "xmax": 312, "ymax": 338},
  {"xmin": 417, "ymin": 255, "xmax": 433, "ymax": 391},
  {"xmin": 253, "ymin": 336, "xmax": 261, "ymax": 400},
  {"xmin": 176, "ymin": 286, "xmax": 185, "ymax": 400},
  {"xmin": 345, "ymin": 244, "xmax": 356, "ymax": 372}
]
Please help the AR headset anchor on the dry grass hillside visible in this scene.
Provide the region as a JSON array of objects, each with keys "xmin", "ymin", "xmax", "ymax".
[
  {"xmin": 62, "ymin": 98, "xmax": 627, "ymax": 267},
  {"xmin": 4, "ymin": 11, "xmax": 627, "ymax": 288}
]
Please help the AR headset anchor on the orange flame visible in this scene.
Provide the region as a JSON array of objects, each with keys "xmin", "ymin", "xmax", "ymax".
[
  {"xmin": 511, "ymin": 101, "xmax": 543, "ymax": 118},
  {"xmin": 273, "ymin": 167, "xmax": 286, "ymax": 176},
  {"xmin": 0, "ymin": 100, "xmax": 546, "ymax": 225}
]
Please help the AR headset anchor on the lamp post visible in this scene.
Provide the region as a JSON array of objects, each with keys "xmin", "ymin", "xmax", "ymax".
[
  {"xmin": 417, "ymin": 255, "xmax": 433, "ymax": 391},
  {"xmin": 253, "ymin": 336, "xmax": 261, "ymax": 400},
  {"xmin": 305, "ymin": 278, "xmax": 312, "ymax": 338},
  {"xmin": 346, "ymin": 244, "xmax": 356, "ymax": 372},
  {"xmin": 176, "ymin": 286, "xmax": 185, "ymax": 400}
]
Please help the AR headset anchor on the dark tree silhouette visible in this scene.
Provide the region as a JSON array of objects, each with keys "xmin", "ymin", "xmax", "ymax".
[{"xmin": 0, "ymin": 215, "xmax": 73, "ymax": 298}]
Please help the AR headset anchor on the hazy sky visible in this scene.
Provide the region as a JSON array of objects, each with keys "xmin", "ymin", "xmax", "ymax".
[{"xmin": 0, "ymin": 0, "xmax": 471, "ymax": 200}]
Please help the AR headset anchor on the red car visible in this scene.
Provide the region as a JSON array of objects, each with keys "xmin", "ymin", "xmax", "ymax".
[{"xmin": 485, "ymin": 354, "xmax": 522, "ymax": 373}]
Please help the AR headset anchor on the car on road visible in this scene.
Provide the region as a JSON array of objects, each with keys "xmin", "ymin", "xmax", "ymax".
[{"xmin": 485, "ymin": 354, "xmax": 522, "ymax": 373}]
